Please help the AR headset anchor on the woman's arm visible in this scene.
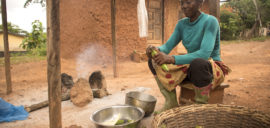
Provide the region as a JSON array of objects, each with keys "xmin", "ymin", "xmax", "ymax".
[
  {"xmin": 158, "ymin": 21, "xmax": 182, "ymax": 54},
  {"xmin": 173, "ymin": 17, "xmax": 219, "ymax": 65}
]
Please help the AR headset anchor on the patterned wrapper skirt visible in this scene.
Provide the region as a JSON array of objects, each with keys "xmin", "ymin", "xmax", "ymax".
[{"xmin": 152, "ymin": 59, "xmax": 230, "ymax": 92}]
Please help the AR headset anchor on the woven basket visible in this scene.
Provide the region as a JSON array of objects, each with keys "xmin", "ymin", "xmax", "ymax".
[{"xmin": 152, "ymin": 104, "xmax": 270, "ymax": 128}]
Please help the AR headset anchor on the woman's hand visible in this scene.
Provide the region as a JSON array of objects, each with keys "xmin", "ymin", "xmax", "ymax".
[
  {"xmin": 146, "ymin": 45, "xmax": 175, "ymax": 65},
  {"xmin": 146, "ymin": 45, "xmax": 159, "ymax": 59},
  {"xmin": 153, "ymin": 52, "xmax": 175, "ymax": 65}
]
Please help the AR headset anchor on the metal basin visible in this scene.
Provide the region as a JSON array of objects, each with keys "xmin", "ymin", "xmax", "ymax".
[
  {"xmin": 125, "ymin": 91, "xmax": 157, "ymax": 117},
  {"xmin": 90, "ymin": 105, "xmax": 145, "ymax": 128}
]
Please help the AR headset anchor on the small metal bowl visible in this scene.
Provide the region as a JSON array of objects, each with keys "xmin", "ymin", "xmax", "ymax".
[
  {"xmin": 90, "ymin": 105, "xmax": 145, "ymax": 128},
  {"xmin": 125, "ymin": 91, "xmax": 157, "ymax": 117}
]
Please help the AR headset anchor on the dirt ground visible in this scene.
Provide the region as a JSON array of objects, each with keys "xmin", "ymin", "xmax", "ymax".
[{"xmin": 0, "ymin": 39, "xmax": 270, "ymax": 128}]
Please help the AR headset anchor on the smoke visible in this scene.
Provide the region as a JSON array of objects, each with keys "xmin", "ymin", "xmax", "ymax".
[{"xmin": 76, "ymin": 44, "xmax": 111, "ymax": 79}]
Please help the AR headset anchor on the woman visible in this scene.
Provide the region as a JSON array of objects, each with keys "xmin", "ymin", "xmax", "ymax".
[{"xmin": 146, "ymin": 0, "xmax": 230, "ymax": 112}]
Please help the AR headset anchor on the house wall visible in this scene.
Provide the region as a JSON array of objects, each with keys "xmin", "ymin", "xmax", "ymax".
[
  {"xmin": 164, "ymin": 0, "xmax": 181, "ymax": 55},
  {"xmin": 60, "ymin": 0, "xmax": 218, "ymax": 60},
  {"xmin": 115, "ymin": 0, "xmax": 147, "ymax": 59},
  {"xmin": 0, "ymin": 34, "xmax": 25, "ymax": 51},
  {"xmin": 60, "ymin": 0, "xmax": 146, "ymax": 60},
  {"xmin": 60, "ymin": 0, "xmax": 112, "ymax": 60}
]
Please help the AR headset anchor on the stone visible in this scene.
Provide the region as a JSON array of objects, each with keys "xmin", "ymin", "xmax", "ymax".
[
  {"xmin": 61, "ymin": 73, "xmax": 74, "ymax": 97},
  {"xmin": 61, "ymin": 73, "xmax": 74, "ymax": 89},
  {"xmin": 92, "ymin": 89, "xmax": 110, "ymax": 98},
  {"xmin": 70, "ymin": 78, "xmax": 93, "ymax": 107}
]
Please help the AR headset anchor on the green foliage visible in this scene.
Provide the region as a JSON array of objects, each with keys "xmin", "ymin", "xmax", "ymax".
[
  {"xmin": 21, "ymin": 20, "xmax": 47, "ymax": 56},
  {"xmin": 226, "ymin": 0, "xmax": 256, "ymax": 29},
  {"xmin": 10, "ymin": 52, "xmax": 28, "ymax": 57},
  {"xmin": 227, "ymin": 0, "xmax": 270, "ymax": 28},
  {"xmin": 259, "ymin": 0, "xmax": 270, "ymax": 26},
  {"xmin": 221, "ymin": 0, "xmax": 270, "ymax": 39},
  {"xmin": 0, "ymin": 22, "xmax": 28, "ymax": 35},
  {"xmin": 24, "ymin": 0, "xmax": 46, "ymax": 8},
  {"xmin": 28, "ymin": 43, "xmax": 47, "ymax": 56},
  {"xmin": 250, "ymin": 36, "xmax": 267, "ymax": 42},
  {"xmin": 220, "ymin": 9, "xmax": 243, "ymax": 40},
  {"xmin": 0, "ymin": 55, "xmax": 46, "ymax": 66},
  {"xmin": 221, "ymin": 36, "xmax": 270, "ymax": 45}
]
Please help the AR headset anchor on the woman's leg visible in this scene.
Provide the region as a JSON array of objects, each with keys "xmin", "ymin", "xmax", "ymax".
[
  {"xmin": 188, "ymin": 58, "xmax": 213, "ymax": 103},
  {"xmin": 148, "ymin": 59, "xmax": 178, "ymax": 111}
]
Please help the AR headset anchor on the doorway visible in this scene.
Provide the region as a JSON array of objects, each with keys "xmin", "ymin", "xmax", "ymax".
[{"xmin": 147, "ymin": 0, "xmax": 163, "ymax": 46}]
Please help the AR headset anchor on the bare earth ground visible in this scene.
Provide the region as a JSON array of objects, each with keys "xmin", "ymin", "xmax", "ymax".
[{"xmin": 0, "ymin": 39, "xmax": 270, "ymax": 128}]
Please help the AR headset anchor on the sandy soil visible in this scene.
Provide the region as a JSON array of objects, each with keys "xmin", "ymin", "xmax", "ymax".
[{"xmin": 0, "ymin": 39, "xmax": 270, "ymax": 128}]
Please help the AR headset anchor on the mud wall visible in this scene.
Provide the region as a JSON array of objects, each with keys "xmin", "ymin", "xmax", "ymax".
[
  {"xmin": 60, "ymin": 0, "xmax": 146, "ymax": 60},
  {"xmin": 115, "ymin": 0, "xmax": 148, "ymax": 59},
  {"xmin": 60, "ymin": 0, "xmax": 217, "ymax": 59},
  {"xmin": 60, "ymin": 0, "xmax": 111, "ymax": 59},
  {"xmin": 164, "ymin": 0, "xmax": 181, "ymax": 55}
]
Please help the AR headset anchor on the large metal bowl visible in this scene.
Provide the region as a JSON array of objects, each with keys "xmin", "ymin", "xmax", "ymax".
[
  {"xmin": 90, "ymin": 105, "xmax": 145, "ymax": 128},
  {"xmin": 125, "ymin": 91, "xmax": 157, "ymax": 117}
]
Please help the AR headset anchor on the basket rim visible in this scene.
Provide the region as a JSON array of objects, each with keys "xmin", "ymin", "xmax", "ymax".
[{"xmin": 152, "ymin": 104, "xmax": 270, "ymax": 128}]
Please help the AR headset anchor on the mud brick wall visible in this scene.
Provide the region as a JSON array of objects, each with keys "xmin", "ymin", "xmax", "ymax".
[
  {"xmin": 60, "ymin": 0, "xmax": 146, "ymax": 60},
  {"xmin": 60, "ymin": 0, "xmax": 216, "ymax": 59}
]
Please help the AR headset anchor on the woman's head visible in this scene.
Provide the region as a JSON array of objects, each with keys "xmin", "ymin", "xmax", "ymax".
[{"xmin": 180, "ymin": 0, "xmax": 203, "ymax": 19}]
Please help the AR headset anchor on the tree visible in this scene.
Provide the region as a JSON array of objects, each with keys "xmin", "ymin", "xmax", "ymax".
[
  {"xmin": 0, "ymin": 22, "xmax": 28, "ymax": 35},
  {"xmin": 259, "ymin": 0, "xmax": 270, "ymax": 26},
  {"xmin": 24, "ymin": 0, "xmax": 46, "ymax": 8},
  {"xmin": 227, "ymin": 0, "xmax": 256, "ymax": 29},
  {"xmin": 23, "ymin": 1, "xmax": 47, "ymax": 56},
  {"xmin": 227, "ymin": 0, "xmax": 270, "ymax": 38},
  {"xmin": 252, "ymin": 0, "xmax": 262, "ymax": 27},
  {"xmin": 220, "ymin": 9, "xmax": 243, "ymax": 40},
  {"xmin": 21, "ymin": 20, "xmax": 46, "ymax": 52}
]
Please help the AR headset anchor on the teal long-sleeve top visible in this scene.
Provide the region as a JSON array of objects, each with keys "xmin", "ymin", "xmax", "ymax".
[{"xmin": 159, "ymin": 12, "xmax": 221, "ymax": 65}]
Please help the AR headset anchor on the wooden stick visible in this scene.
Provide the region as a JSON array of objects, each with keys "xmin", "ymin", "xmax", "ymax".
[
  {"xmin": 1, "ymin": 0, "xmax": 12, "ymax": 95},
  {"xmin": 25, "ymin": 94, "xmax": 70, "ymax": 113},
  {"xmin": 47, "ymin": 0, "xmax": 62, "ymax": 127},
  {"xmin": 111, "ymin": 0, "xmax": 118, "ymax": 78},
  {"xmin": 25, "ymin": 100, "xmax": 49, "ymax": 112},
  {"xmin": 209, "ymin": 0, "xmax": 220, "ymax": 20},
  {"xmin": 162, "ymin": 0, "xmax": 165, "ymax": 44}
]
